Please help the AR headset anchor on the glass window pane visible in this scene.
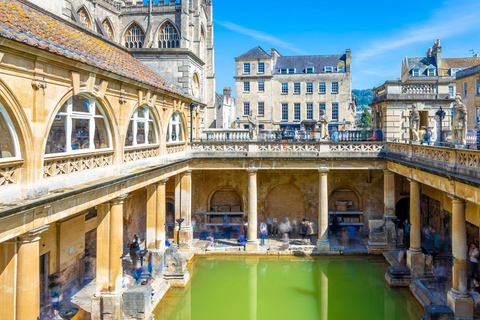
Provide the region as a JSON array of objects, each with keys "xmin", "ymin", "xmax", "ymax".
[
  {"xmin": 72, "ymin": 96, "xmax": 90, "ymax": 113},
  {"xmin": 0, "ymin": 111, "xmax": 15, "ymax": 158},
  {"xmin": 178, "ymin": 124, "xmax": 183, "ymax": 141},
  {"xmin": 125, "ymin": 121, "xmax": 133, "ymax": 146},
  {"xmin": 148, "ymin": 122, "xmax": 156, "ymax": 144},
  {"xmin": 137, "ymin": 108, "xmax": 145, "ymax": 119},
  {"xmin": 136, "ymin": 122, "xmax": 146, "ymax": 144},
  {"xmin": 94, "ymin": 118, "xmax": 109, "ymax": 149},
  {"xmin": 71, "ymin": 118, "xmax": 90, "ymax": 150},
  {"xmin": 171, "ymin": 124, "xmax": 177, "ymax": 141},
  {"xmin": 45, "ymin": 114, "xmax": 66, "ymax": 154}
]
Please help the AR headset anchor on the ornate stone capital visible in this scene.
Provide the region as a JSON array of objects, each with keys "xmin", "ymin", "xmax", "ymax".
[
  {"xmin": 111, "ymin": 194, "xmax": 129, "ymax": 205},
  {"xmin": 31, "ymin": 80, "xmax": 47, "ymax": 90},
  {"xmin": 158, "ymin": 178, "xmax": 169, "ymax": 185},
  {"xmin": 447, "ymin": 194, "xmax": 465, "ymax": 203},
  {"xmin": 246, "ymin": 168, "xmax": 258, "ymax": 174},
  {"xmin": 318, "ymin": 167, "xmax": 329, "ymax": 175}
]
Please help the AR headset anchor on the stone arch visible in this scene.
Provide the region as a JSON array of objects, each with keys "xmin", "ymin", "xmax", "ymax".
[
  {"xmin": 207, "ymin": 187, "xmax": 244, "ymax": 213},
  {"xmin": 157, "ymin": 20, "xmax": 180, "ymax": 49},
  {"xmin": 76, "ymin": 5, "xmax": 93, "ymax": 29},
  {"xmin": 264, "ymin": 183, "xmax": 306, "ymax": 221},
  {"xmin": 123, "ymin": 21, "xmax": 145, "ymax": 48},
  {"xmin": 101, "ymin": 17, "xmax": 115, "ymax": 40},
  {"xmin": 396, "ymin": 197, "xmax": 410, "ymax": 222},
  {"xmin": 328, "ymin": 186, "xmax": 362, "ymax": 212},
  {"xmin": 192, "ymin": 72, "xmax": 200, "ymax": 98},
  {"xmin": 42, "ymin": 89, "xmax": 119, "ymax": 156}
]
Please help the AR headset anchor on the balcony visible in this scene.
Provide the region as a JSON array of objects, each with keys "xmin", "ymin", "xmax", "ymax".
[{"xmin": 372, "ymin": 81, "xmax": 451, "ymax": 103}]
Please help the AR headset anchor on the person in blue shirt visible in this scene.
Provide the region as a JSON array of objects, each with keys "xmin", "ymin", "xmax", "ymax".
[{"xmin": 165, "ymin": 237, "xmax": 171, "ymax": 247}]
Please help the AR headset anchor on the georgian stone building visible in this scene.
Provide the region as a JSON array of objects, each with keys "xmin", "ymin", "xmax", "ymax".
[
  {"xmin": 214, "ymin": 87, "xmax": 236, "ymax": 129},
  {"xmin": 456, "ymin": 65, "xmax": 480, "ymax": 130},
  {"xmin": 23, "ymin": 0, "xmax": 216, "ymax": 129},
  {"xmin": 371, "ymin": 39, "xmax": 480, "ymax": 142},
  {"xmin": 234, "ymin": 47, "xmax": 355, "ymax": 132}
]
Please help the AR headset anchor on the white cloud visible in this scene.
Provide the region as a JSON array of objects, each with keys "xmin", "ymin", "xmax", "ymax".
[
  {"xmin": 216, "ymin": 20, "xmax": 308, "ymax": 55},
  {"xmin": 357, "ymin": 0, "xmax": 480, "ymax": 61}
]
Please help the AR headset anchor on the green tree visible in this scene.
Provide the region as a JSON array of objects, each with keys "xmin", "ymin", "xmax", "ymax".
[{"xmin": 358, "ymin": 109, "xmax": 372, "ymax": 128}]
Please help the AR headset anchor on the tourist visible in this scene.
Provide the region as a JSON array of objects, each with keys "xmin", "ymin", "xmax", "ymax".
[
  {"xmin": 280, "ymin": 232, "xmax": 290, "ymax": 250},
  {"xmin": 285, "ymin": 217, "xmax": 292, "ymax": 238},
  {"xmin": 433, "ymin": 262, "xmax": 448, "ymax": 294},
  {"xmin": 206, "ymin": 233, "xmax": 214, "ymax": 246},
  {"xmin": 306, "ymin": 221, "xmax": 314, "ymax": 245},
  {"xmin": 272, "ymin": 218, "xmax": 278, "ymax": 237},
  {"xmin": 122, "ymin": 270, "xmax": 132, "ymax": 289},
  {"xmin": 132, "ymin": 264, "xmax": 144, "ymax": 284},
  {"xmin": 130, "ymin": 236, "xmax": 140, "ymax": 267},
  {"xmin": 331, "ymin": 213, "xmax": 338, "ymax": 237},
  {"xmin": 267, "ymin": 217, "xmax": 272, "ymax": 237},
  {"xmin": 223, "ymin": 215, "xmax": 231, "ymax": 239},
  {"xmin": 469, "ymin": 243, "xmax": 480, "ymax": 282},
  {"xmin": 473, "ymin": 278, "xmax": 480, "ymax": 293},
  {"xmin": 259, "ymin": 221, "xmax": 267, "ymax": 245},
  {"xmin": 300, "ymin": 219, "xmax": 307, "ymax": 244},
  {"xmin": 238, "ymin": 234, "xmax": 246, "ymax": 246},
  {"xmin": 165, "ymin": 237, "xmax": 171, "ymax": 247},
  {"xmin": 403, "ymin": 220, "xmax": 411, "ymax": 248},
  {"xmin": 49, "ymin": 277, "xmax": 61, "ymax": 312}
]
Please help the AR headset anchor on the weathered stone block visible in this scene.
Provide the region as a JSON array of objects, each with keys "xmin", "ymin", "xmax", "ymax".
[
  {"xmin": 422, "ymin": 305, "xmax": 453, "ymax": 320},
  {"xmin": 447, "ymin": 291, "xmax": 474, "ymax": 319},
  {"xmin": 385, "ymin": 266, "xmax": 411, "ymax": 287},
  {"xmin": 122, "ymin": 285, "xmax": 152, "ymax": 320}
]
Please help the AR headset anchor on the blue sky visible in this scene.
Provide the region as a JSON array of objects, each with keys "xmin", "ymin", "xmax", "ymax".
[{"xmin": 213, "ymin": 0, "xmax": 480, "ymax": 93}]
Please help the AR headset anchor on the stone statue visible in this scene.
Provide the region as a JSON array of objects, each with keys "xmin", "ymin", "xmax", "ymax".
[
  {"xmin": 410, "ymin": 103, "xmax": 420, "ymax": 142},
  {"xmin": 319, "ymin": 111, "xmax": 329, "ymax": 140},
  {"xmin": 248, "ymin": 110, "xmax": 258, "ymax": 140},
  {"xmin": 452, "ymin": 93, "xmax": 468, "ymax": 145}
]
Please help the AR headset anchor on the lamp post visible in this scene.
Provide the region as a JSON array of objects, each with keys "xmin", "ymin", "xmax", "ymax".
[
  {"xmin": 176, "ymin": 218, "xmax": 185, "ymax": 244},
  {"xmin": 435, "ymin": 106, "xmax": 446, "ymax": 143},
  {"xmin": 189, "ymin": 104, "xmax": 195, "ymax": 142}
]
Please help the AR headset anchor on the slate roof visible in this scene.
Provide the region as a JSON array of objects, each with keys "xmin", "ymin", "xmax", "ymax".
[
  {"xmin": 0, "ymin": 0, "xmax": 187, "ymax": 97},
  {"xmin": 237, "ymin": 46, "xmax": 270, "ymax": 59},
  {"xmin": 274, "ymin": 54, "xmax": 345, "ymax": 73},
  {"xmin": 443, "ymin": 57, "xmax": 480, "ymax": 69},
  {"xmin": 406, "ymin": 57, "xmax": 437, "ymax": 70}
]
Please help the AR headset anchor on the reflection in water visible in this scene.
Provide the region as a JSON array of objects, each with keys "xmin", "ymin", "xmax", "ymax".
[{"xmin": 153, "ymin": 257, "xmax": 422, "ymax": 320}]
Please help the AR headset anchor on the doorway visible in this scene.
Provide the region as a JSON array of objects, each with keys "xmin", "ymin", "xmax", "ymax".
[{"xmin": 395, "ymin": 197, "xmax": 410, "ymax": 223}]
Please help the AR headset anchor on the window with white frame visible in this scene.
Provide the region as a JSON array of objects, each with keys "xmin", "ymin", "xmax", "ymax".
[
  {"xmin": 337, "ymin": 66, "xmax": 344, "ymax": 72},
  {"xmin": 306, "ymin": 83, "xmax": 313, "ymax": 94},
  {"xmin": 306, "ymin": 67, "xmax": 314, "ymax": 74},
  {"xmin": 319, "ymin": 82, "xmax": 326, "ymax": 94},
  {"xmin": 45, "ymin": 95, "xmax": 111, "ymax": 154},
  {"xmin": 280, "ymin": 68, "xmax": 287, "ymax": 74},
  {"xmin": 294, "ymin": 83, "xmax": 301, "ymax": 94},
  {"xmin": 258, "ymin": 62, "xmax": 265, "ymax": 74},
  {"xmin": 306, "ymin": 103, "xmax": 313, "ymax": 120},
  {"xmin": 258, "ymin": 102, "xmax": 265, "ymax": 116},
  {"xmin": 294, "ymin": 103, "xmax": 301, "ymax": 121},
  {"xmin": 427, "ymin": 68, "xmax": 436, "ymax": 76},
  {"xmin": 449, "ymin": 85, "xmax": 455, "ymax": 98},
  {"xmin": 0, "ymin": 103, "xmax": 20, "ymax": 159},
  {"xmin": 332, "ymin": 82, "xmax": 339, "ymax": 94},
  {"xmin": 244, "ymin": 63, "xmax": 250, "ymax": 74},
  {"xmin": 258, "ymin": 81, "xmax": 265, "ymax": 93},
  {"xmin": 166, "ymin": 112, "xmax": 184, "ymax": 143},
  {"xmin": 412, "ymin": 68, "xmax": 420, "ymax": 77},
  {"xmin": 244, "ymin": 81, "xmax": 250, "ymax": 92},
  {"xmin": 288, "ymin": 68, "xmax": 295, "ymax": 74},
  {"xmin": 281, "ymin": 103, "xmax": 288, "ymax": 121},
  {"xmin": 476, "ymin": 107, "xmax": 480, "ymax": 127},
  {"xmin": 450, "ymin": 68, "xmax": 461, "ymax": 76},
  {"xmin": 332, "ymin": 103, "xmax": 339, "ymax": 121},
  {"xmin": 476, "ymin": 79, "xmax": 480, "ymax": 96},
  {"xmin": 281, "ymin": 83, "xmax": 288, "ymax": 95},
  {"xmin": 324, "ymin": 66, "xmax": 333, "ymax": 73},
  {"xmin": 243, "ymin": 102, "xmax": 250, "ymax": 116},
  {"xmin": 125, "ymin": 24, "xmax": 144, "ymax": 48},
  {"xmin": 319, "ymin": 103, "xmax": 326, "ymax": 117},
  {"xmin": 158, "ymin": 22, "xmax": 180, "ymax": 48},
  {"xmin": 125, "ymin": 107, "xmax": 158, "ymax": 147},
  {"xmin": 464, "ymin": 82, "xmax": 468, "ymax": 98}
]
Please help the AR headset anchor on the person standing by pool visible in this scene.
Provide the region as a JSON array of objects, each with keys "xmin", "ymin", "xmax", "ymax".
[
  {"xmin": 267, "ymin": 217, "xmax": 272, "ymax": 238},
  {"xmin": 300, "ymin": 219, "xmax": 307, "ymax": 244},
  {"xmin": 469, "ymin": 243, "xmax": 480, "ymax": 283},
  {"xmin": 306, "ymin": 221, "xmax": 314, "ymax": 244},
  {"xmin": 259, "ymin": 221, "xmax": 267, "ymax": 246},
  {"xmin": 403, "ymin": 220, "xmax": 411, "ymax": 248},
  {"xmin": 223, "ymin": 215, "xmax": 231, "ymax": 239}
]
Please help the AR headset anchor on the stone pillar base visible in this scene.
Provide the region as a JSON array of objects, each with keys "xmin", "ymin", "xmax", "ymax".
[
  {"xmin": 447, "ymin": 290, "xmax": 474, "ymax": 319},
  {"xmin": 147, "ymin": 249, "xmax": 165, "ymax": 279},
  {"xmin": 317, "ymin": 239, "xmax": 331, "ymax": 251},
  {"xmin": 245, "ymin": 241, "xmax": 259, "ymax": 252},
  {"xmin": 407, "ymin": 250, "xmax": 425, "ymax": 278},
  {"xmin": 178, "ymin": 228, "xmax": 193, "ymax": 251},
  {"xmin": 91, "ymin": 293, "xmax": 122, "ymax": 320}
]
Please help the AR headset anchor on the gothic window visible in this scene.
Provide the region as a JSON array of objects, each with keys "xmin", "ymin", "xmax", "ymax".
[
  {"xmin": 166, "ymin": 112, "xmax": 184, "ymax": 143},
  {"xmin": 192, "ymin": 73, "xmax": 200, "ymax": 98},
  {"xmin": 158, "ymin": 22, "xmax": 180, "ymax": 49},
  {"xmin": 125, "ymin": 24, "xmax": 144, "ymax": 48},
  {"xmin": 200, "ymin": 27, "xmax": 205, "ymax": 58},
  {"xmin": 45, "ymin": 95, "xmax": 112, "ymax": 155},
  {"xmin": 102, "ymin": 18, "xmax": 114, "ymax": 40},
  {"xmin": 0, "ymin": 103, "xmax": 19, "ymax": 159},
  {"xmin": 125, "ymin": 107, "xmax": 158, "ymax": 147},
  {"xmin": 77, "ymin": 7, "xmax": 92, "ymax": 29}
]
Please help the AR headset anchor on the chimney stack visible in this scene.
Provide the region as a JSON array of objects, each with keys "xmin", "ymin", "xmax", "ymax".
[{"xmin": 223, "ymin": 87, "xmax": 232, "ymax": 97}]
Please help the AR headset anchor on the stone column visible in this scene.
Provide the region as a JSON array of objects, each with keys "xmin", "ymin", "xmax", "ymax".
[
  {"xmin": 174, "ymin": 174, "xmax": 181, "ymax": 244},
  {"xmin": 384, "ymin": 170, "xmax": 397, "ymax": 249},
  {"xmin": 0, "ymin": 240, "xmax": 16, "ymax": 320},
  {"xmin": 16, "ymin": 227, "xmax": 48, "ymax": 320},
  {"xmin": 246, "ymin": 168, "xmax": 259, "ymax": 251},
  {"xmin": 156, "ymin": 178, "xmax": 168, "ymax": 250},
  {"xmin": 406, "ymin": 179, "xmax": 424, "ymax": 278},
  {"xmin": 92, "ymin": 195, "xmax": 127, "ymax": 320},
  {"xmin": 179, "ymin": 171, "xmax": 193, "ymax": 250},
  {"xmin": 317, "ymin": 168, "xmax": 330, "ymax": 251},
  {"xmin": 447, "ymin": 196, "xmax": 473, "ymax": 318},
  {"xmin": 146, "ymin": 184, "xmax": 157, "ymax": 249}
]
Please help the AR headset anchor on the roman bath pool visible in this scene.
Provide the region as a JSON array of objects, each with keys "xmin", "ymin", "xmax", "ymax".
[{"xmin": 153, "ymin": 256, "xmax": 422, "ymax": 320}]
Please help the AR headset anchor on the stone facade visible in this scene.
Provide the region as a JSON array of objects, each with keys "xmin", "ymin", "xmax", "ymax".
[
  {"xmin": 214, "ymin": 87, "xmax": 236, "ymax": 129},
  {"xmin": 456, "ymin": 65, "xmax": 480, "ymax": 130},
  {"xmin": 235, "ymin": 47, "xmax": 355, "ymax": 131}
]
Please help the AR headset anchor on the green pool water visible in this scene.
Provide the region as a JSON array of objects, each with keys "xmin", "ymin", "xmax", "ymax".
[{"xmin": 153, "ymin": 256, "xmax": 422, "ymax": 320}]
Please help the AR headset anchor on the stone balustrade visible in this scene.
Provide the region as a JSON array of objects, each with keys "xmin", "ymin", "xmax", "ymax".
[
  {"xmin": 401, "ymin": 84, "xmax": 437, "ymax": 94},
  {"xmin": 200, "ymin": 129, "xmax": 250, "ymax": 141},
  {"xmin": 124, "ymin": 146, "xmax": 159, "ymax": 163},
  {"xmin": 386, "ymin": 143, "xmax": 480, "ymax": 180},
  {"xmin": 43, "ymin": 151, "xmax": 114, "ymax": 178},
  {"xmin": 0, "ymin": 160, "xmax": 22, "ymax": 186}
]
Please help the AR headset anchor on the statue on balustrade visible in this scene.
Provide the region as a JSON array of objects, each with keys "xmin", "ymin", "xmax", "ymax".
[
  {"xmin": 452, "ymin": 93, "xmax": 468, "ymax": 145},
  {"xmin": 248, "ymin": 110, "xmax": 258, "ymax": 140},
  {"xmin": 409, "ymin": 103, "xmax": 420, "ymax": 142},
  {"xmin": 319, "ymin": 111, "xmax": 330, "ymax": 141}
]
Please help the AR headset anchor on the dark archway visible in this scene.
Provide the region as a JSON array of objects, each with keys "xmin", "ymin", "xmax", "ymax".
[
  {"xmin": 166, "ymin": 198, "xmax": 175, "ymax": 238},
  {"xmin": 396, "ymin": 197, "xmax": 410, "ymax": 223}
]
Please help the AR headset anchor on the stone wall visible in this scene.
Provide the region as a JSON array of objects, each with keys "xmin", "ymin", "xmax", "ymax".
[{"xmin": 124, "ymin": 189, "xmax": 147, "ymax": 248}]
